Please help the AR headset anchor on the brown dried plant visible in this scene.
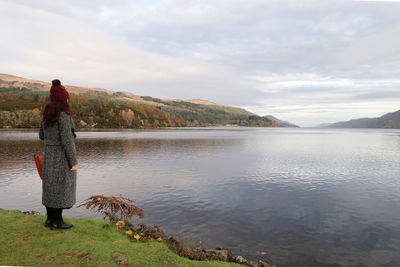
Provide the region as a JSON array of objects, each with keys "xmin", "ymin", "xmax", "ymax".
[{"xmin": 79, "ymin": 194, "xmax": 144, "ymax": 226}]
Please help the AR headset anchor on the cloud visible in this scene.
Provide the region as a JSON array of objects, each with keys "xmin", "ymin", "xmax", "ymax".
[
  {"xmin": 357, "ymin": 0, "xmax": 400, "ymax": 2},
  {"xmin": 0, "ymin": 0, "xmax": 269, "ymax": 105},
  {"xmin": 1, "ymin": 0, "xmax": 400, "ymax": 126}
]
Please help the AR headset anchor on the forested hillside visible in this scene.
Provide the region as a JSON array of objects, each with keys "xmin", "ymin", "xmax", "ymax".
[
  {"xmin": 264, "ymin": 115, "xmax": 299, "ymax": 127},
  {"xmin": 0, "ymin": 74, "xmax": 281, "ymax": 128}
]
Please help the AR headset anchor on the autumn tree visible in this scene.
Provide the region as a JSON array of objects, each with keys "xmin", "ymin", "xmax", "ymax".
[{"xmin": 121, "ymin": 109, "xmax": 135, "ymax": 126}]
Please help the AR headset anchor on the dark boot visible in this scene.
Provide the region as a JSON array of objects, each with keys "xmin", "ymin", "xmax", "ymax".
[
  {"xmin": 45, "ymin": 207, "xmax": 56, "ymax": 227},
  {"xmin": 50, "ymin": 208, "xmax": 73, "ymax": 230}
]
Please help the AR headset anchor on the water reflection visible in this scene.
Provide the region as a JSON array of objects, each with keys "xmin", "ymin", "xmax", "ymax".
[{"xmin": 0, "ymin": 128, "xmax": 400, "ymax": 267}]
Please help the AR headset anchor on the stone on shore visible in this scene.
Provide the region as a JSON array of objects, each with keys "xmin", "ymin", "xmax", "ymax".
[
  {"xmin": 178, "ymin": 247, "xmax": 207, "ymax": 260},
  {"xmin": 204, "ymin": 249, "xmax": 230, "ymax": 261},
  {"xmin": 233, "ymin": 255, "xmax": 247, "ymax": 264},
  {"xmin": 169, "ymin": 236, "xmax": 180, "ymax": 244},
  {"xmin": 180, "ymin": 237, "xmax": 204, "ymax": 250},
  {"xmin": 258, "ymin": 260, "xmax": 269, "ymax": 267}
]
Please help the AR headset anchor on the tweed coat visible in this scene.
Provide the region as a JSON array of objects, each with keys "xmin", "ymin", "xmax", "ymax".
[{"xmin": 39, "ymin": 112, "xmax": 77, "ymax": 208}]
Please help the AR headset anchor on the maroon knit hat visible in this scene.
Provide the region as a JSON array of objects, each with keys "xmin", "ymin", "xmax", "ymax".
[{"xmin": 50, "ymin": 79, "xmax": 69, "ymax": 101}]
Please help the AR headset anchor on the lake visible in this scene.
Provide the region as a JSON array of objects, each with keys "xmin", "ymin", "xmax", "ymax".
[{"xmin": 0, "ymin": 127, "xmax": 399, "ymax": 266}]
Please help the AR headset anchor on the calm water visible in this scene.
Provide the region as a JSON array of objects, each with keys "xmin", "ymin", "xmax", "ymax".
[{"xmin": 0, "ymin": 128, "xmax": 399, "ymax": 266}]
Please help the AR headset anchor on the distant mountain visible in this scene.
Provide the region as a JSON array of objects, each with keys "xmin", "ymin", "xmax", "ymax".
[
  {"xmin": 328, "ymin": 110, "xmax": 400, "ymax": 129},
  {"xmin": 0, "ymin": 73, "xmax": 282, "ymax": 128},
  {"xmin": 264, "ymin": 115, "xmax": 299, "ymax": 127},
  {"xmin": 314, "ymin": 123, "xmax": 332, "ymax": 128}
]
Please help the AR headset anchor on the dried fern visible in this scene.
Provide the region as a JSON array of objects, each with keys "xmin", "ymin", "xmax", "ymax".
[{"xmin": 78, "ymin": 195, "xmax": 144, "ymax": 226}]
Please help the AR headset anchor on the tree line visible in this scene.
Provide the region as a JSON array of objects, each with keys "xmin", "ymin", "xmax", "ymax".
[{"xmin": 0, "ymin": 87, "xmax": 279, "ymax": 128}]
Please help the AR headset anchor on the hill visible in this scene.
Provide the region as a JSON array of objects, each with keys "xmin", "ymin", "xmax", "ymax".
[
  {"xmin": 328, "ymin": 110, "xmax": 400, "ymax": 129},
  {"xmin": 0, "ymin": 73, "xmax": 282, "ymax": 128},
  {"xmin": 0, "ymin": 73, "xmax": 112, "ymax": 95},
  {"xmin": 263, "ymin": 115, "xmax": 299, "ymax": 127}
]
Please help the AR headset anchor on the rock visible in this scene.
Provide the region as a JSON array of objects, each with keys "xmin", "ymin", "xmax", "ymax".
[
  {"xmin": 204, "ymin": 249, "xmax": 229, "ymax": 261},
  {"xmin": 258, "ymin": 260, "xmax": 269, "ymax": 267},
  {"xmin": 178, "ymin": 247, "xmax": 207, "ymax": 260},
  {"xmin": 180, "ymin": 237, "xmax": 204, "ymax": 250},
  {"xmin": 166, "ymin": 236, "xmax": 181, "ymax": 254},
  {"xmin": 80, "ymin": 120, "xmax": 87, "ymax": 127},
  {"xmin": 233, "ymin": 256, "xmax": 248, "ymax": 264},
  {"xmin": 169, "ymin": 236, "xmax": 180, "ymax": 245},
  {"xmin": 247, "ymin": 261, "xmax": 258, "ymax": 267},
  {"xmin": 134, "ymin": 224, "xmax": 168, "ymax": 241}
]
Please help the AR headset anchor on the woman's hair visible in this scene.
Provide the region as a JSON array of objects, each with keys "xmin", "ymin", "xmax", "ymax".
[
  {"xmin": 52, "ymin": 79, "xmax": 61, "ymax": 86},
  {"xmin": 42, "ymin": 101, "xmax": 72, "ymax": 128}
]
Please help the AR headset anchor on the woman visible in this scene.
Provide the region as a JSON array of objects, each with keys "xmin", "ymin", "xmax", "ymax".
[{"xmin": 39, "ymin": 79, "xmax": 78, "ymax": 229}]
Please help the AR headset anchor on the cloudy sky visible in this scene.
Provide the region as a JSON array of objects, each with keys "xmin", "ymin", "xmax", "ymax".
[{"xmin": 1, "ymin": 0, "xmax": 400, "ymax": 126}]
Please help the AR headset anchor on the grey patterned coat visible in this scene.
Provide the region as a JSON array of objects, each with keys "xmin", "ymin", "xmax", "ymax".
[{"xmin": 39, "ymin": 112, "xmax": 77, "ymax": 208}]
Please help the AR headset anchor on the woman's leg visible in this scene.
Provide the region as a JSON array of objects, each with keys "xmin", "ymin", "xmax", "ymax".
[
  {"xmin": 45, "ymin": 207, "xmax": 55, "ymax": 226},
  {"xmin": 51, "ymin": 208, "xmax": 73, "ymax": 229}
]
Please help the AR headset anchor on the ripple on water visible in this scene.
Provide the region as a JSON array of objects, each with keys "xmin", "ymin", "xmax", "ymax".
[{"xmin": 1, "ymin": 128, "xmax": 400, "ymax": 266}]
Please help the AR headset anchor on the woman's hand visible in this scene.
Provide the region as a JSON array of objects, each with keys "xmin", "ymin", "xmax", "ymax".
[{"xmin": 70, "ymin": 165, "xmax": 78, "ymax": 172}]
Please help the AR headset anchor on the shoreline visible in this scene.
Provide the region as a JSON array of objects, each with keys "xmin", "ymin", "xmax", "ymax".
[
  {"xmin": 0, "ymin": 208, "xmax": 272, "ymax": 267},
  {"xmin": 0, "ymin": 208, "xmax": 240, "ymax": 267}
]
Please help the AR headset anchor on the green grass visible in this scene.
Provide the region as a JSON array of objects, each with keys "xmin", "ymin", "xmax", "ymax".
[{"xmin": 0, "ymin": 209, "xmax": 239, "ymax": 267}]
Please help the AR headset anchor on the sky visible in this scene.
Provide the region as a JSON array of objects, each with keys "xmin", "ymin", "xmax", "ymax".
[{"xmin": 1, "ymin": 0, "xmax": 400, "ymax": 126}]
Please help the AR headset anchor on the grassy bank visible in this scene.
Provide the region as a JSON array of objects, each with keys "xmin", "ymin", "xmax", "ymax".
[{"xmin": 0, "ymin": 209, "xmax": 238, "ymax": 267}]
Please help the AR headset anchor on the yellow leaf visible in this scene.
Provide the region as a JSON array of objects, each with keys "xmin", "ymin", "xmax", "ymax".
[
  {"xmin": 134, "ymin": 234, "xmax": 141, "ymax": 240},
  {"xmin": 116, "ymin": 221, "xmax": 125, "ymax": 227},
  {"xmin": 260, "ymin": 251, "xmax": 268, "ymax": 255},
  {"xmin": 125, "ymin": 230, "xmax": 133, "ymax": 235}
]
